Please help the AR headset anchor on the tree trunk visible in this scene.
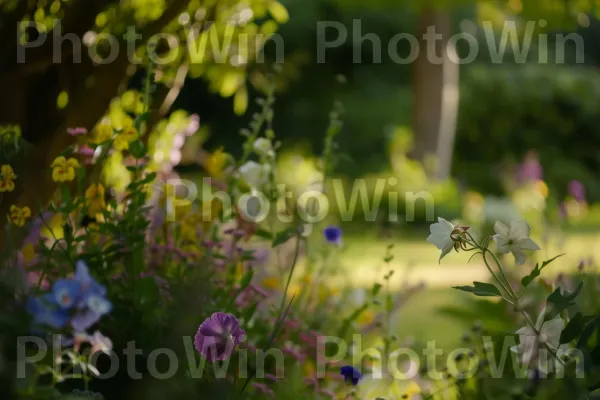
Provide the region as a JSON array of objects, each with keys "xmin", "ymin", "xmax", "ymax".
[
  {"xmin": 411, "ymin": 8, "xmax": 460, "ymax": 180},
  {"xmin": 0, "ymin": 0, "xmax": 190, "ymax": 250}
]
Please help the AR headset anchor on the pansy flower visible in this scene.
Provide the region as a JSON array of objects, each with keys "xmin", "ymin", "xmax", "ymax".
[
  {"xmin": 85, "ymin": 184, "xmax": 106, "ymax": 216},
  {"xmin": 9, "ymin": 205, "xmax": 31, "ymax": 227},
  {"xmin": 51, "ymin": 156, "xmax": 80, "ymax": 182},
  {"xmin": 0, "ymin": 164, "xmax": 16, "ymax": 192}
]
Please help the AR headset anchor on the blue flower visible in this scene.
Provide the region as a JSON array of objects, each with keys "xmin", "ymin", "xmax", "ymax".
[
  {"xmin": 27, "ymin": 294, "xmax": 69, "ymax": 329},
  {"xmin": 71, "ymin": 310, "xmax": 103, "ymax": 333},
  {"xmin": 323, "ymin": 225, "xmax": 342, "ymax": 245},
  {"xmin": 74, "ymin": 260, "xmax": 107, "ymax": 305},
  {"xmin": 52, "ymin": 279, "xmax": 82, "ymax": 309},
  {"xmin": 340, "ymin": 365, "xmax": 362, "ymax": 385}
]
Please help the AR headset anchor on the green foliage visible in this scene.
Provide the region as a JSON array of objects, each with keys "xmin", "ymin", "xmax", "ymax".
[
  {"xmin": 456, "ymin": 64, "xmax": 600, "ymax": 202},
  {"xmin": 453, "ymin": 281, "xmax": 501, "ymax": 296}
]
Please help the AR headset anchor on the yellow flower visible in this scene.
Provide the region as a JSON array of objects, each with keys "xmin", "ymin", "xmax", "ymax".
[
  {"xmin": 0, "ymin": 164, "xmax": 17, "ymax": 192},
  {"xmin": 303, "ymin": 360, "xmax": 316, "ymax": 378},
  {"xmin": 114, "ymin": 126, "xmax": 138, "ymax": 151},
  {"xmin": 358, "ymin": 310, "xmax": 376, "ymax": 326},
  {"xmin": 51, "ymin": 156, "xmax": 80, "ymax": 182},
  {"xmin": 9, "ymin": 205, "xmax": 31, "ymax": 227},
  {"xmin": 94, "ymin": 123, "xmax": 113, "ymax": 143},
  {"xmin": 534, "ymin": 180, "xmax": 549, "ymax": 199},
  {"xmin": 85, "ymin": 183, "xmax": 106, "ymax": 216},
  {"xmin": 22, "ymin": 243, "xmax": 36, "ymax": 263},
  {"xmin": 205, "ymin": 148, "xmax": 229, "ymax": 178},
  {"xmin": 261, "ymin": 276, "xmax": 280, "ymax": 290}
]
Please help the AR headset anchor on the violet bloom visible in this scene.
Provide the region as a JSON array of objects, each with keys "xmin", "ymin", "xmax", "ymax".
[
  {"xmin": 340, "ymin": 365, "xmax": 362, "ymax": 385},
  {"xmin": 568, "ymin": 180, "xmax": 586, "ymax": 202},
  {"xmin": 194, "ymin": 312, "xmax": 245, "ymax": 361},
  {"xmin": 323, "ymin": 225, "xmax": 342, "ymax": 245},
  {"xmin": 516, "ymin": 151, "xmax": 543, "ymax": 185}
]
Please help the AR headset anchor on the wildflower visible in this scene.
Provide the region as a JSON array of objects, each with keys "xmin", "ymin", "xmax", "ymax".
[
  {"xmin": 10, "ymin": 205, "xmax": 31, "ymax": 227},
  {"xmin": 67, "ymin": 127, "xmax": 88, "ymax": 136},
  {"xmin": 340, "ymin": 365, "xmax": 362, "ymax": 385},
  {"xmin": 194, "ymin": 312, "xmax": 245, "ymax": 361},
  {"xmin": 113, "ymin": 126, "xmax": 138, "ymax": 151},
  {"xmin": 94, "ymin": 123, "xmax": 113, "ymax": 143},
  {"xmin": 253, "ymin": 137, "xmax": 274, "ymax": 157},
  {"xmin": 511, "ymin": 308, "xmax": 564, "ymax": 373},
  {"xmin": 357, "ymin": 372, "xmax": 421, "ymax": 399},
  {"xmin": 88, "ymin": 331, "xmax": 113, "ymax": 354},
  {"xmin": 205, "ymin": 148, "xmax": 229, "ymax": 178},
  {"xmin": 426, "ymin": 217, "xmax": 464, "ymax": 262},
  {"xmin": 52, "ymin": 279, "xmax": 82, "ymax": 309},
  {"xmin": 85, "ymin": 184, "xmax": 106, "ymax": 216},
  {"xmin": 239, "ymin": 161, "xmax": 270, "ymax": 188},
  {"xmin": 51, "ymin": 156, "xmax": 80, "ymax": 182},
  {"xmin": 493, "ymin": 220, "xmax": 540, "ymax": 265},
  {"xmin": 0, "ymin": 164, "xmax": 16, "ymax": 192},
  {"xmin": 568, "ymin": 180, "xmax": 585, "ymax": 202},
  {"xmin": 516, "ymin": 151, "xmax": 543, "ymax": 184},
  {"xmin": 27, "ymin": 294, "xmax": 69, "ymax": 329},
  {"xmin": 69, "ymin": 261, "xmax": 112, "ymax": 332},
  {"xmin": 323, "ymin": 225, "xmax": 342, "ymax": 245}
]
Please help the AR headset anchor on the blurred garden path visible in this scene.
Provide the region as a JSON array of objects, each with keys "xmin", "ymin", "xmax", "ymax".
[{"xmin": 323, "ymin": 231, "xmax": 600, "ymax": 289}]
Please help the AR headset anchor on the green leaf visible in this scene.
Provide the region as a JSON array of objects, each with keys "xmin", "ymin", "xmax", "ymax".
[
  {"xmin": 521, "ymin": 254, "xmax": 565, "ymax": 288},
  {"xmin": 272, "ymin": 227, "xmax": 297, "ymax": 248},
  {"xmin": 254, "ymin": 228, "xmax": 273, "ymax": 240},
  {"xmin": 545, "ymin": 281, "xmax": 583, "ymax": 321},
  {"xmin": 560, "ymin": 312, "xmax": 588, "ymax": 344},
  {"xmin": 453, "ymin": 282, "xmax": 501, "ymax": 297},
  {"xmin": 129, "ymin": 140, "xmax": 146, "ymax": 159},
  {"xmin": 371, "ymin": 283, "xmax": 382, "ymax": 296}
]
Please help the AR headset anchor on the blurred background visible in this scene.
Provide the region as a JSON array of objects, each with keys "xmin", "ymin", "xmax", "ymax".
[{"xmin": 158, "ymin": 0, "xmax": 600, "ymax": 348}]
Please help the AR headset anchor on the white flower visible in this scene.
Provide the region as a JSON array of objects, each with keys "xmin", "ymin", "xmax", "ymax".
[
  {"xmin": 426, "ymin": 217, "xmax": 457, "ymax": 262},
  {"xmin": 253, "ymin": 138, "xmax": 274, "ymax": 157},
  {"xmin": 511, "ymin": 308, "xmax": 564, "ymax": 373},
  {"xmin": 493, "ymin": 220, "xmax": 540, "ymax": 265},
  {"xmin": 89, "ymin": 331, "xmax": 113, "ymax": 354},
  {"xmin": 239, "ymin": 161, "xmax": 270, "ymax": 188}
]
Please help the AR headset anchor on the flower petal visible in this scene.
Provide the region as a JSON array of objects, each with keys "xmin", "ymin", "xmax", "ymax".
[
  {"xmin": 516, "ymin": 237, "xmax": 540, "ymax": 251},
  {"xmin": 510, "ymin": 220, "xmax": 531, "ymax": 240},
  {"xmin": 494, "ymin": 221, "xmax": 510, "ymax": 237}
]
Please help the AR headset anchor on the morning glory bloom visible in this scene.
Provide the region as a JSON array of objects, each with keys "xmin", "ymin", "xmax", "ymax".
[
  {"xmin": 194, "ymin": 312, "xmax": 245, "ymax": 362},
  {"xmin": 340, "ymin": 365, "xmax": 362, "ymax": 385},
  {"xmin": 493, "ymin": 220, "xmax": 540, "ymax": 265},
  {"xmin": 323, "ymin": 225, "xmax": 342, "ymax": 245}
]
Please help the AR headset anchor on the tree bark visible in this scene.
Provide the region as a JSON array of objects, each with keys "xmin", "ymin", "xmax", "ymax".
[
  {"xmin": 0, "ymin": 0, "xmax": 190, "ymax": 250},
  {"xmin": 411, "ymin": 8, "xmax": 460, "ymax": 180}
]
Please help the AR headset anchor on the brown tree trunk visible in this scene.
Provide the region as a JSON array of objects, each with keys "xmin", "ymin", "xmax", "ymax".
[
  {"xmin": 411, "ymin": 8, "xmax": 460, "ymax": 180},
  {"xmin": 0, "ymin": 0, "xmax": 190, "ymax": 250}
]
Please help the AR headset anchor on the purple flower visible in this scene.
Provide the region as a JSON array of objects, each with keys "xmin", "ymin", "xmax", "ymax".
[
  {"xmin": 323, "ymin": 226, "xmax": 342, "ymax": 245},
  {"xmin": 568, "ymin": 180, "xmax": 586, "ymax": 202},
  {"xmin": 516, "ymin": 151, "xmax": 543, "ymax": 184},
  {"xmin": 194, "ymin": 312, "xmax": 245, "ymax": 361},
  {"xmin": 340, "ymin": 365, "xmax": 362, "ymax": 385},
  {"xmin": 67, "ymin": 127, "xmax": 88, "ymax": 136}
]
